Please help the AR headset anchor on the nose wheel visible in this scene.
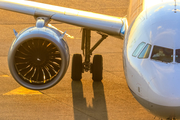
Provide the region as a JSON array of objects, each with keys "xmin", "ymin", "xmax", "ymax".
[
  {"xmin": 71, "ymin": 54, "xmax": 103, "ymax": 81},
  {"xmin": 71, "ymin": 54, "xmax": 82, "ymax": 81},
  {"xmin": 71, "ymin": 29, "xmax": 107, "ymax": 81},
  {"xmin": 91, "ymin": 55, "xmax": 103, "ymax": 81}
]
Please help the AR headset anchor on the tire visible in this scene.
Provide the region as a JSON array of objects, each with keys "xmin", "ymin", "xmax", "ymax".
[
  {"xmin": 71, "ymin": 54, "xmax": 82, "ymax": 81},
  {"xmin": 92, "ymin": 55, "xmax": 103, "ymax": 81}
]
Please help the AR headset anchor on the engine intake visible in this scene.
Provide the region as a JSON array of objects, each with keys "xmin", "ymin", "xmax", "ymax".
[{"xmin": 8, "ymin": 27, "xmax": 70, "ymax": 90}]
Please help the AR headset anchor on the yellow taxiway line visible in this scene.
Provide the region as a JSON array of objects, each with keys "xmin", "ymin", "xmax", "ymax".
[{"xmin": 3, "ymin": 87, "xmax": 42, "ymax": 95}]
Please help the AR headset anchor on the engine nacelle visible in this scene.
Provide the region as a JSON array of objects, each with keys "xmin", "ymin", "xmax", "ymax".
[{"xmin": 8, "ymin": 26, "xmax": 70, "ymax": 90}]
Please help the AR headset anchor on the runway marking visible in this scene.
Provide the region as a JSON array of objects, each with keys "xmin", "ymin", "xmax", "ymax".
[{"xmin": 3, "ymin": 87, "xmax": 42, "ymax": 95}]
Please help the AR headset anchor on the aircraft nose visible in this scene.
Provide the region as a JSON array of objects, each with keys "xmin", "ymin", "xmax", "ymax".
[
  {"xmin": 148, "ymin": 63, "xmax": 180, "ymax": 106},
  {"xmin": 144, "ymin": 63, "xmax": 180, "ymax": 119}
]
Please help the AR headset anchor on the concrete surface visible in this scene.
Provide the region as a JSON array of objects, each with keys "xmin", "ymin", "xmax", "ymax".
[{"xmin": 0, "ymin": 0, "xmax": 159, "ymax": 120}]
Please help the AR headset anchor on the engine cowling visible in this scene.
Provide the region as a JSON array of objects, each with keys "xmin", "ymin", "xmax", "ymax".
[{"xmin": 8, "ymin": 26, "xmax": 70, "ymax": 90}]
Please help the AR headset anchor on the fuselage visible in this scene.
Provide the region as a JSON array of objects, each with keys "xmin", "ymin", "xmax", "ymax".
[{"xmin": 124, "ymin": 0, "xmax": 180, "ymax": 119}]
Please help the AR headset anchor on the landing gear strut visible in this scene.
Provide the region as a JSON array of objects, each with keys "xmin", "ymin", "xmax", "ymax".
[{"xmin": 71, "ymin": 29, "xmax": 108, "ymax": 81}]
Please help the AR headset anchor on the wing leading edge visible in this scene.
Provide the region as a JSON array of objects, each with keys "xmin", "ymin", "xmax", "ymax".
[{"xmin": 0, "ymin": 0, "xmax": 127, "ymax": 37}]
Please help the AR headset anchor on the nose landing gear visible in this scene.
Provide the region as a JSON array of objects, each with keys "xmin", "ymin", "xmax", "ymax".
[
  {"xmin": 71, "ymin": 29, "xmax": 107, "ymax": 81},
  {"xmin": 71, "ymin": 54, "xmax": 83, "ymax": 81},
  {"xmin": 91, "ymin": 55, "xmax": 103, "ymax": 81}
]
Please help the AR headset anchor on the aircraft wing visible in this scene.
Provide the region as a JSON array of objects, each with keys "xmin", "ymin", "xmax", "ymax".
[{"xmin": 0, "ymin": 0, "xmax": 127, "ymax": 37}]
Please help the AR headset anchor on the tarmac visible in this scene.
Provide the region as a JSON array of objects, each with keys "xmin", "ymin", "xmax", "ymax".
[{"xmin": 0, "ymin": 0, "xmax": 158, "ymax": 120}]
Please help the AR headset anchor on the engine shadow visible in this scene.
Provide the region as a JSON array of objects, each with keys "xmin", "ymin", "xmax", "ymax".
[{"xmin": 71, "ymin": 81, "xmax": 108, "ymax": 120}]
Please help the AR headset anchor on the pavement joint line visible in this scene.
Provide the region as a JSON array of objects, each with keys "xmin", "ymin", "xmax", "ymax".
[{"xmin": 104, "ymin": 69, "xmax": 123, "ymax": 76}]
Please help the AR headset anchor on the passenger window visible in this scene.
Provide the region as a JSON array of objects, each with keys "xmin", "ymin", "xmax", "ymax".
[
  {"xmin": 151, "ymin": 46, "xmax": 173, "ymax": 63},
  {"xmin": 132, "ymin": 42, "xmax": 146, "ymax": 57},
  {"xmin": 138, "ymin": 44, "xmax": 152, "ymax": 59},
  {"xmin": 176, "ymin": 49, "xmax": 180, "ymax": 63}
]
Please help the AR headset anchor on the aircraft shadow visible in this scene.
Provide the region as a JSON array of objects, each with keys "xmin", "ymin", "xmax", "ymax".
[{"xmin": 71, "ymin": 81, "xmax": 108, "ymax": 120}]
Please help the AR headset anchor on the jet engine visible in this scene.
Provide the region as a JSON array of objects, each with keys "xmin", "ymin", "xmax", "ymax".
[{"xmin": 8, "ymin": 23, "xmax": 70, "ymax": 90}]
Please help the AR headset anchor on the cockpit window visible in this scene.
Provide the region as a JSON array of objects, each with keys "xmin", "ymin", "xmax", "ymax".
[
  {"xmin": 151, "ymin": 46, "xmax": 173, "ymax": 63},
  {"xmin": 132, "ymin": 42, "xmax": 146, "ymax": 57},
  {"xmin": 138, "ymin": 44, "xmax": 152, "ymax": 59},
  {"xmin": 176, "ymin": 49, "xmax": 180, "ymax": 63}
]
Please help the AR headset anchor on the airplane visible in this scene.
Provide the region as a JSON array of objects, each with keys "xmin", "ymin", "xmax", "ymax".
[{"xmin": 0, "ymin": 0, "xmax": 179, "ymax": 119}]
